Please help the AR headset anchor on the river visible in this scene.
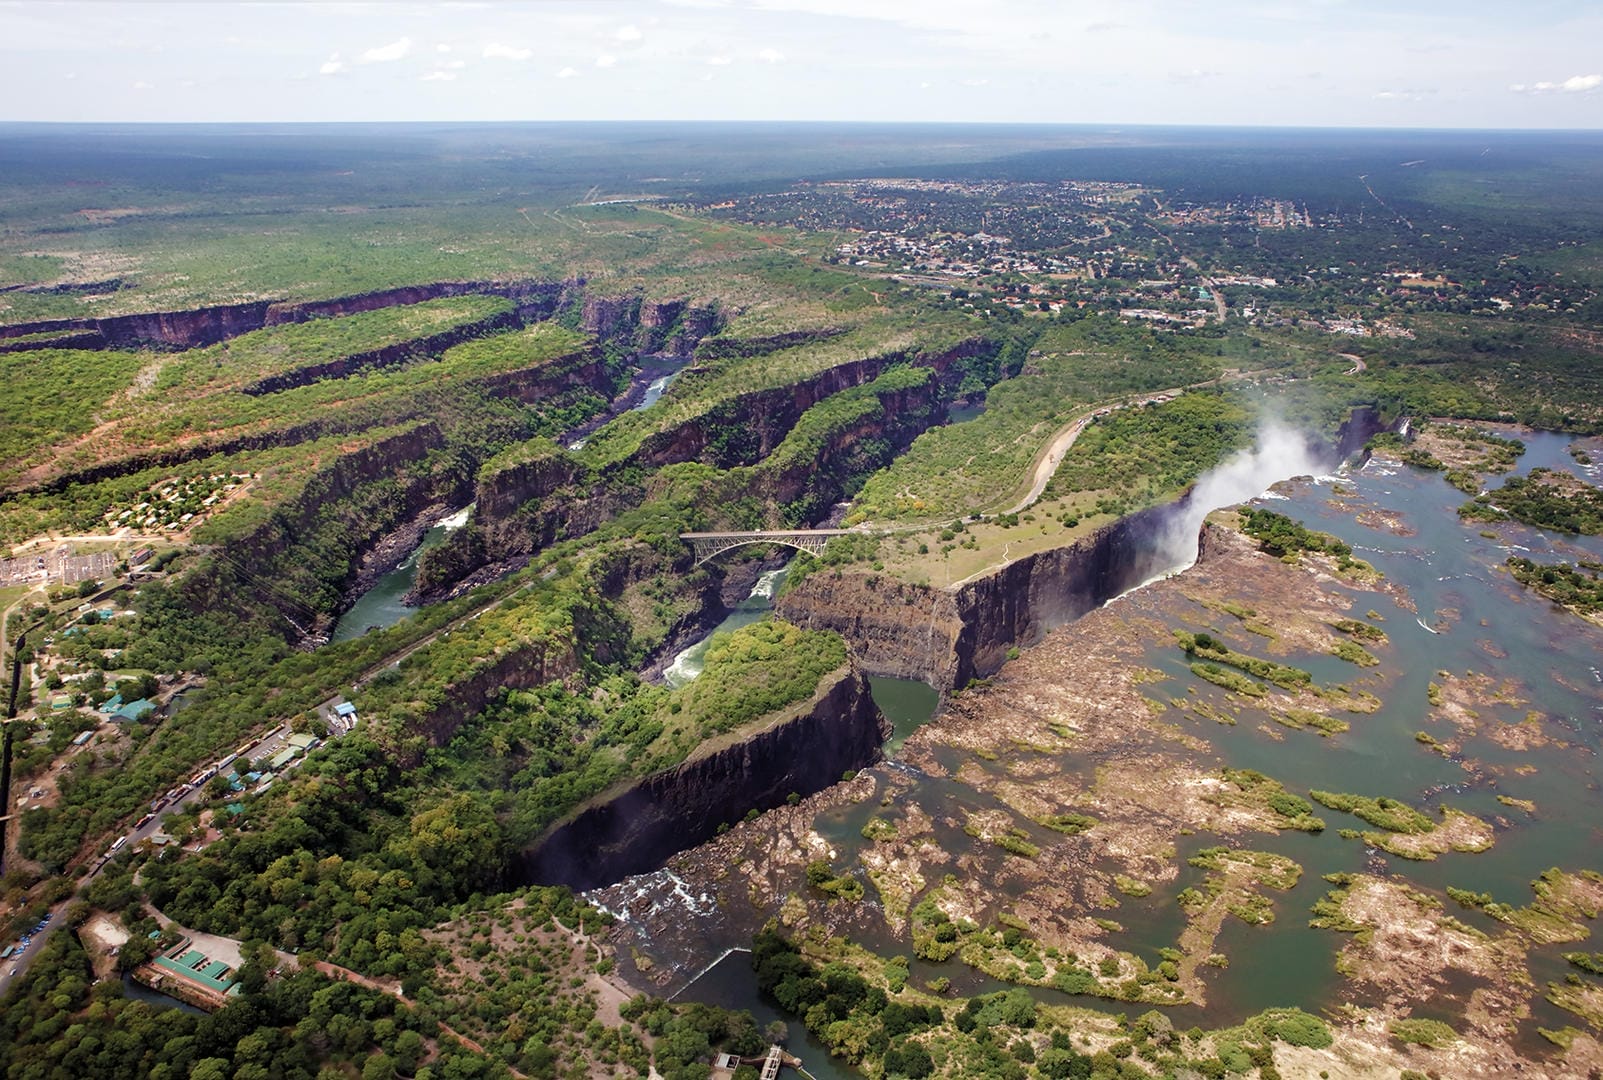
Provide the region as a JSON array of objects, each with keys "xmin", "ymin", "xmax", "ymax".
[
  {"xmin": 330, "ymin": 507, "xmax": 470, "ymax": 643},
  {"xmin": 659, "ymin": 428, "xmax": 1603, "ymax": 1064},
  {"xmin": 663, "ymin": 566, "xmax": 791, "ymax": 688}
]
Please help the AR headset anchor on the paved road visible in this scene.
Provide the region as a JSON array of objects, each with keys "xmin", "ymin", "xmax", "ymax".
[
  {"xmin": 1, "ymin": 550, "xmax": 552, "ymax": 993},
  {"xmin": 1199, "ymin": 275, "xmax": 1228, "ymax": 322},
  {"xmin": 1001, "ymin": 395, "xmax": 1174, "ymax": 517}
]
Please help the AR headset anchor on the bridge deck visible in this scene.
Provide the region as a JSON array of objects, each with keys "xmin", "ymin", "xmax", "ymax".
[
  {"xmin": 681, "ymin": 529, "xmax": 856, "ymax": 567},
  {"xmin": 679, "ymin": 530, "xmax": 852, "ymax": 540}
]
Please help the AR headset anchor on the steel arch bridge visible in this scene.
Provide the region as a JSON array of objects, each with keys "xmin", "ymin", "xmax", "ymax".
[{"xmin": 680, "ymin": 529, "xmax": 853, "ymax": 567}]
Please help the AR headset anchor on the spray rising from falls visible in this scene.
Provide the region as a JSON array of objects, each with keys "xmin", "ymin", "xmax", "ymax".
[{"xmin": 1111, "ymin": 422, "xmax": 1331, "ymax": 604}]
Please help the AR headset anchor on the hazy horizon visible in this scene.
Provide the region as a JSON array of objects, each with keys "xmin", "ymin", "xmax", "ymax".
[{"xmin": 3, "ymin": 1, "xmax": 1600, "ymax": 129}]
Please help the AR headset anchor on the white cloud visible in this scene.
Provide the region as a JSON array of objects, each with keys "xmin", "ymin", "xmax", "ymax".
[
  {"xmin": 421, "ymin": 70, "xmax": 456, "ymax": 82},
  {"xmin": 445, "ymin": 59, "xmax": 466, "ymax": 70},
  {"xmin": 556, "ymin": 66, "xmax": 578, "ymax": 79},
  {"xmin": 483, "ymin": 42, "xmax": 531, "ymax": 61},
  {"xmin": 1511, "ymin": 74, "xmax": 1600, "ymax": 95},
  {"xmin": 616, "ymin": 24, "xmax": 643, "ymax": 42},
  {"xmin": 757, "ymin": 47, "xmax": 784, "ymax": 63},
  {"xmin": 707, "ymin": 55, "xmax": 732, "ymax": 66},
  {"xmin": 319, "ymin": 53, "xmax": 347, "ymax": 76},
  {"xmin": 596, "ymin": 53, "xmax": 617, "ymax": 68},
  {"xmin": 359, "ymin": 37, "xmax": 412, "ymax": 64},
  {"xmin": 436, "ymin": 43, "xmax": 452, "ymax": 54},
  {"xmin": 132, "ymin": 80, "xmax": 153, "ymax": 90}
]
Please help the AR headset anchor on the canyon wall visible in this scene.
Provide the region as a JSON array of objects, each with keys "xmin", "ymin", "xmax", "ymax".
[
  {"xmin": 624, "ymin": 338, "xmax": 991, "ymax": 473},
  {"xmin": 0, "ymin": 278, "xmax": 574, "ymax": 351},
  {"xmin": 776, "ymin": 501, "xmax": 1184, "ymax": 690},
  {"xmin": 476, "ymin": 451, "xmax": 585, "ymax": 522},
  {"xmin": 518, "ymin": 664, "xmax": 887, "ymax": 891},
  {"xmin": 580, "ymin": 294, "xmax": 723, "ymax": 358},
  {"xmin": 397, "ymin": 636, "xmax": 581, "ymax": 766},
  {"xmin": 241, "ymin": 308, "xmax": 523, "ymax": 396}
]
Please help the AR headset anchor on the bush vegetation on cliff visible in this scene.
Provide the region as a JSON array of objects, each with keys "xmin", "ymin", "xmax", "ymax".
[
  {"xmin": 852, "ymin": 320, "xmax": 1268, "ymax": 522},
  {"xmin": 0, "ymin": 345, "xmax": 148, "ymax": 478},
  {"xmin": 1237, "ymin": 507, "xmax": 1353, "ymax": 558},
  {"xmin": 1461, "ymin": 470, "xmax": 1603, "ymax": 534},
  {"xmin": 1507, "ymin": 556, "xmax": 1603, "ymax": 615},
  {"xmin": 153, "ymin": 294, "xmax": 514, "ymax": 395}
]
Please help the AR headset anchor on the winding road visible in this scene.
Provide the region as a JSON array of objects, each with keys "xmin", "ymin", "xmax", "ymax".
[{"xmin": 1000, "ymin": 393, "xmax": 1178, "ymax": 517}]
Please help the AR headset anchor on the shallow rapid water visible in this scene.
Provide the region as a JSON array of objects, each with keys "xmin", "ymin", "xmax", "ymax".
[
  {"xmin": 663, "ymin": 567, "xmax": 790, "ymax": 688},
  {"xmin": 650, "ymin": 431, "xmax": 1603, "ymax": 1055},
  {"xmin": 330, "ymin": 507, "xmax": 469, "ymax": 642}
]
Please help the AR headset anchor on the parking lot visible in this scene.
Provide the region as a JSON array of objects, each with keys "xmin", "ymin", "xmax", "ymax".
[{"xmin": 3, "ymin": 911, "xmax": 53, "ymax": 975}]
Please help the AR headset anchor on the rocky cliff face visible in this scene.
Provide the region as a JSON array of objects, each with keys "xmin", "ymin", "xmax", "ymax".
[
  {"xmin": 399, "ymin": 637, "xmax": 580, "ymax": 765},
  {"xmin": 518, "ymin": 664, "xmax": 887, "ymax": 890},
  {"xmin": 417, "ymin": 338, "xmax": 992, "ymax": 596},
  {"xmin": 779, "ymin": 501, "xmax": 1190, "ymax": 689},
  {"xmin": 695, "ymin": 327, "xmax": 847, "ymax": 361},
  {"xmin": 775, "ymin": 574, "xmax": 962, "ymax": 685},
  {"xmin": 580, "ymin": 294, "xmax": 643, "ymax": 342},
  {"xmin": 945, "ymin": 503, "xmax": 1183, "ymax": 686},
  {"xmin": 476, "ymin": 452, "xmax": 585, "ymax": 521},
  {"xmin": 263, "ymin": 279, "xmax": 569, "ymax": 328},
  {"xmin": 471, "ymin": 346, "xmax": 610, "ymax": 406},
  {"xmin": 242, "ymin": 308, "xmax": 523, "ymax": 395},
  {"xmin": 763, "ymin": 375, "xmax": 941, "ymax": 516},
  {"xmin": 229, "ymin": 422, "xmax": 449, "ymax": 569},
  {"xmin": 581, "ymin": 294, "xmax": 722, "ymax": 358},
  {"xmin": 0, "ymin": 278, "xmax": 571, "ymax": 351},
  {"xmin": 174, "ymin": 422, "xmax": 459, "ymax": 637},
  {"xmin": 627, "ymin": 338, "xmax": 989, "ymax": 473}
]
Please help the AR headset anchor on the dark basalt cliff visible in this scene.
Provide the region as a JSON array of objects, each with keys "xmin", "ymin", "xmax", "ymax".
[
  {"xmin": 421, "ymin": 340, "xmax": 986, "ymax": 596},
  {"xmin": 176, "ymin": 423, "xmax": 463, "ymax": 639},
  {"xmin": 228, "ymin": 422, "xmax": 449, "ymax": 572},
  {"xmin": 393, "ymin": 636, "xmax": 581, "ymax": 768},
  {"xmin": 518, "ymin": 664, "xmax": 887, "ymax": 891},
  {"xmin": 777, "ymin": 408, "xmax": 1393, "ymax": 688},
  {"xmin": 944, "ymin": 503, "xmax": 1182, "ymax": 687},
  {"xmin": 240, "ymin": 308, "xmax": 523, "ymax": 396},
  {"xmin": 695, "ymin": 327, "xmax": 847, "ymax": 361},
  {"xmin": 580, "ymin": 294, "xmax": 723, "ymax": 357},
  {"xmin": 476, "ymin": 453, "xmax": 585, "ymax": 522},
  {"xmin": 624, "ymin": 338, "xmax": 992, "ymax": 473},
  {"xmin": 5, "ymin": 341, "xmax": 606, "ymax": 503},
  {"xmin": 774, "ymin": 574, "xmax": 962, "ymax": 686},
  {"xmin": 776, "ymin": 503, "xmax": 1182, "ymax": 690},
  {"xmin": 0, "ymin": 278, "xmax": 573, "ymax": 351},
  {"xmin": 263, "ymin": 279, "xmax": 569, "ymax": 328},
  {"xmin": 764, "ymin": 373, "xmax": 942, "ymax": 518}
]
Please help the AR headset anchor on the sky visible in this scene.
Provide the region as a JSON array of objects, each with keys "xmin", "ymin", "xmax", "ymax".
[{"xmin": 2, "ymin": 0, "xmax": 1600, "ymax": 128}]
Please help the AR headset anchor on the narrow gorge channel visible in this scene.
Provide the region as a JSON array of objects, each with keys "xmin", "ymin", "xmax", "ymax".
[
  {"xmin": 518, "ymin": 416, "xmax": 1386, "ymax": 903},
  {"xmin": 330, "ymin": 506, "xmax": 470, "ymax": 641}
]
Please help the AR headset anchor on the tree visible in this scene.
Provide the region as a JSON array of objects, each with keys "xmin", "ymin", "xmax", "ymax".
[
  {"xmin": 883, "ymin": 1040, "xmax": 934, "ymax": 1079},
  {"xmin": 188, "ymin": 1059, "xmax": 232, "ymax": 1080},
  {"xmin": 397, "ymin": 792, "xmax": 506, "ymax": 894},
  {"xmin": 394, "ymin": 1030, "xmax": 426, "ymax": 1074}
]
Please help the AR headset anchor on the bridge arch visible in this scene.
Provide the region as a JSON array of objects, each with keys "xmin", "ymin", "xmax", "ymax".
[{"xmin": 680, "ymin": 530, "xmax": 850, "ymax": 568}]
